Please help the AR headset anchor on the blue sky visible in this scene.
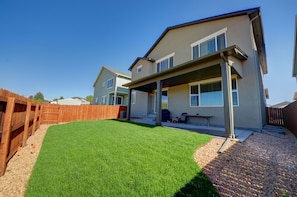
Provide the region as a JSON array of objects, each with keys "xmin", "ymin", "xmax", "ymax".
[{"xmin": 0, "ymin": 0, "xmax": 296, "ymax": 105}]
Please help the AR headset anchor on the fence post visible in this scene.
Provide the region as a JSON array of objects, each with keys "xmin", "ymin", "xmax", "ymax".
[
  {"xmin": 0, "ymin": 97, "xmax": 15, "ymax": 176},
  {"xmin": 32, "ymin": 103, "xmax": 39, "ymax": 134},
  {"xmin": 22, "ymin": 101, "xmax": 32, "ymax": 146},
  {"xmin": 37, "ymin": 105, "xmax": 42, "ymax": 128}
]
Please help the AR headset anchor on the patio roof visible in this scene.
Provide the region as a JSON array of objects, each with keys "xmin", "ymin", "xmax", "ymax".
[{"xmin": 124, "ymin": 45, "xmax": 247, "ymax": 92}]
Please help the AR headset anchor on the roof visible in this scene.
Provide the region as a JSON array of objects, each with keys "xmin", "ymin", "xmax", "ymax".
[
  {"xmin": 124, "ymin": 45, "xmax": 248, "ymax": 91},
  {"xmin": 293, "ymin": 16, "xmax": 297, "ymax": 78},
  {"xmin": 129, "ymin": 7, "xmax": 267, "ymax": 73},
  {"xmin": 93, "ymin": 66, "xmax": 131, "ymax": 87},
  {"xmin": 271, "ymin": 101, "xmax": 291, "ymax": 108}
]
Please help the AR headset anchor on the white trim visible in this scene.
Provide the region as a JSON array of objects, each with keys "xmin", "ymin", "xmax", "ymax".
[
  {"xmin": 155, "ymin": 52, "xmax": 175, "ymax": 63},
  {"xmin": 188, "ymin": 76, "xmax": 239, "ymax": 107},
  {"xmin": 112, "ymin": 95, "xmax": 123, "ymax": 105},
  {"xmin": 131, "ymin": 91, "xmax": 136, "ymax": 104},
  {"xmin": 190, "ymin": 28, "xmax": 227, "ymax": 47},
  {"xmin": 113, "ymin": 76, "xmax": 118, "ymax": 105},
  {"xmin": 137, "ymin": 65, "xmax": 142, "ymax": 73},
  {"xmin": 107, "ymin": 77, "xmax": 114, "ymax": 89},
  {"xmin": 101, "ymin": 95, "xmax": 107, "ymax": 105}
]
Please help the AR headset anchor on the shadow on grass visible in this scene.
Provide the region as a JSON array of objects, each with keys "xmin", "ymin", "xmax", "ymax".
[{"xmin": 174, "ymin": 171, "xmax": 219, "ymax": 197}]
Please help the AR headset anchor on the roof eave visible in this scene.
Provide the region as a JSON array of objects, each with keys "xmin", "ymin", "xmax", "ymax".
[
  {"xmin": 124, "ymin": 45, "xmax": 247, "ymax": 87},
  {"xmin": 143, "ymin": 7, "xmax": 260, "ymax": 58}
]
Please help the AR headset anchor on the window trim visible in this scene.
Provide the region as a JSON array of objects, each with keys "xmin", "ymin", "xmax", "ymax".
[
  {"xmin": 131, "ymin": 91, "xmax": 136, "ymax": 104},
  {"xmin": 189, "ymin": 76, "xmax": 239, "ymax": 107},
  {"xmin": 155, "ymin": 52, "xmax": 175, "ymax": 72},
  {"xmin": 107, "ymin": 78, "xmax": 114, "ymax": 89},
  {"xmin": 112, "ymin": 96, "xmax": 123, "ymax": 105},
  {"xmin": 191, "ymin": 28, "xmax": 227, "ymax": 59},
  {"xmin": 101, "ymin": 95, "xmax": 107, "ymax": 105},
  {"xmin": 137, "ymin": 65, "xmax": 142, "ymax": 73}
]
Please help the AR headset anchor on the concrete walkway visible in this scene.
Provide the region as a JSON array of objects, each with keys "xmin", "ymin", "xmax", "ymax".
[{"xmin": 131, "ymin": 118, "xmax": 253, "ymax": 142}]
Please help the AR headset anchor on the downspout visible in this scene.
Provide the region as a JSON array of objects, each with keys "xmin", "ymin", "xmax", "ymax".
[{"xmin": 113, "ymin": 74, "xmax": 118, "ymax": 105}]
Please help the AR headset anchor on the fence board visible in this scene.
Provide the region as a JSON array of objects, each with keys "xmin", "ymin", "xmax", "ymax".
[
  {"xmin": 0, "ymin": 97, "xmax": 15, "ymax": 176},
  {"xmin": 0, "ymin": 89, "xmax": 41, "ymax": 176},
  {"xmin": 266, "ymin": 107, "xmax": 284, "ymax": 126},
  {"xmin": 283, "ymin": 101, "xmax": 297, "ymax": 137},
  {"xmin": 41, "ymin": 104, "xmax": 127, "ymax": 124}
]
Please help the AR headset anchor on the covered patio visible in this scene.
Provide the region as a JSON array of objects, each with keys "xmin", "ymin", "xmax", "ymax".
[{"xmin": 124, "ymin": 45, "xmax": 248, "ymax": 139}]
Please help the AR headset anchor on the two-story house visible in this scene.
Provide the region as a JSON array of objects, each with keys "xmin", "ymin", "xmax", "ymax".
[
  {"xmin": 93, "ymin": 66, "xmax": 131, "ymax": 106},
  {"xmin": 124, "ymin": 7, "xmax": 268, "ymax": 137}
]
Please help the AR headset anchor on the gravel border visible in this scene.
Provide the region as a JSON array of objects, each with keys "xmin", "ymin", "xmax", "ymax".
[
  {"xmin": 194, "ymin": 129, "xmax": 297, "ymax": 196},
  {"xmin": 0, "ymin": 125, "xmax": 50, "ymax": 197}
]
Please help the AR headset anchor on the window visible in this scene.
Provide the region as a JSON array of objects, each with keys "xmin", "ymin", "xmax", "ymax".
[
  {"xmin": 94, "ymin": 97, "xmax": 99, "ymax": 104},
  {"xmin": 101, "ymin": 96, "xmax": 106, "ymax": 105},
  {"xmin": 137, "ymin": 65, "xmax": 142, "ymax": 73},
  {"xmin": 190, "ymin": 85, "xmax": 199, "ymax": 106},
  {"xmin": 189, "ymin": 78, "xmax": 238, "ymax": 107},
  {"xmin": 107, "ymin": 78, "xmax": 113, "ymax": 88},
  {"xmin": 232, "ymin": 79, "xmax": 238, "ymax": 106},
  {"xmin": 156, "ymin": 53, "xmax": 174, "ymax": 72},
  {"xmin": 131, "ymin": 91, "xmax": 136, "ymax": 104},
  {"xmin": 112, "ymin": 96, "xmax": 123, "ymax": 105},
  {"xmin": 191, "ymin": 28, "xmax": 227, "ymax": 60}
]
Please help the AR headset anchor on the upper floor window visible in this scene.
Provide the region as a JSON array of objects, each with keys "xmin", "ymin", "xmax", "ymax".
[
  {"xmin": 137, "ymin": 65, "xmax": 142, "ymax": 73},
  {"xmin": 107, "ymin": 78, "xmax": 113, "ymax": 88},
  {"xmin": 156, "ymin": 53, "xmax": 174, "ymax": 72},
  {"xmin": 191, "ymin": 28, "xmax": 227, "ymax": 60}
]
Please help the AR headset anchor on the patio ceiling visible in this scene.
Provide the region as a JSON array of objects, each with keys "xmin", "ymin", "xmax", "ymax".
[{"xmin": 124, "ymin": 45, "xmax": 248, "ymax": 93}]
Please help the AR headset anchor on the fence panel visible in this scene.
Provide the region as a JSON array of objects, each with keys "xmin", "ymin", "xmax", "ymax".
[
  {"xmin": 41, "ymin": 104, "xmax": 127, "ymax": 124},
  {"xmin": 283, "ymin": 101, "xmax": 297, "ymax": 137},
  {"xmin": 266, "ymin": 107, "xmax": 284, "ymax": 126},
  {"xmin": 0, "ymin": 89, "xmax": 41, "ymax": 176}
]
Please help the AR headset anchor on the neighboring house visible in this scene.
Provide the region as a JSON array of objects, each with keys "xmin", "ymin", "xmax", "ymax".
[
  {"xmin": 124, "ymin": 7, "xmax": 268, "ymax": 136},
  {"xmin": 50, "ymin": 97, "xmax": 90, "ymax": 105},
  {"xmin": 93, "ymin": 66, "xmax": 131, "ymax": 106}
]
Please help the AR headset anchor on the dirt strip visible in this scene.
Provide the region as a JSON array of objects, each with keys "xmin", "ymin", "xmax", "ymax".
[{"xmin": 0, "ymin": 125, "xmax": 50, "ymax": 197}]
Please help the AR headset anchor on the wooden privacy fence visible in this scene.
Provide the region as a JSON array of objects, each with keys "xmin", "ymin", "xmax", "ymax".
[
  {"xmin": 266, "ymin": 107, "xmax": 284, "ymax": 126},
  {"xmin": 283, "ymin": 101, "xmax": 297, "ymax": 137},
  {"xmin": 42, "ymin": 104, "xmax": 127, "ymax": 124},
  {"xmin": 0, "ymin": 89, "xmax": 42, "ymax": 176}
]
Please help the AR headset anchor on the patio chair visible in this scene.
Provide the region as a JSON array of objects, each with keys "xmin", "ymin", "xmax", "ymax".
[{"xmin": 179, "ymin": 112, "xmax": 188, "ymax": 123}]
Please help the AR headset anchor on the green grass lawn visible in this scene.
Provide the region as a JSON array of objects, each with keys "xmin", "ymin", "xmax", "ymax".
[{"xmin": 26, "ymin": 120, "xmax": 218, "ymax": 197}]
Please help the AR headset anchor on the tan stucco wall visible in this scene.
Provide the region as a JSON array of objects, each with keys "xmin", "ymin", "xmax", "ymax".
[
  {"xmin": 130, "ymin": 15, "xmax": 267, "ymax": 130},
  {"xmin": 131, "ymin": 59, "xmax": 154, "ymax": 81},
  {"xmin": 131, "ymin": 91, "xmax": 148, "ymax": 118}
]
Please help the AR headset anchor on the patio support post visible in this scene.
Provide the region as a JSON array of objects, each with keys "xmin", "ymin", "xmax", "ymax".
[
  {"xmin": 156, "ymin": 80, "xmax": 162, "ymax": 126},
  {"xmin": 127, "ymin": 88, "xmax": 132, "ymax": 121},
  {"xmin": 220, "ymin": 53, "xmax": 235, "ymax": 139},
  {"xmin": 113, "ymin": 75, "xmax": 118, "ymax": 105}
]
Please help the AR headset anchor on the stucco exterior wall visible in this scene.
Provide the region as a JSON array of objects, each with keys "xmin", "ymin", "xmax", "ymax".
[
  {"xmin": 131, "ymin": 59, "xmax": 154, "ymax": 81},
  {"xmin": 131, "ymin": 91, "xmax": 148, "ymax": 118},
  {"xmin": 130, "ymin": 14, "xmax": 267, "ymax": 130}
]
